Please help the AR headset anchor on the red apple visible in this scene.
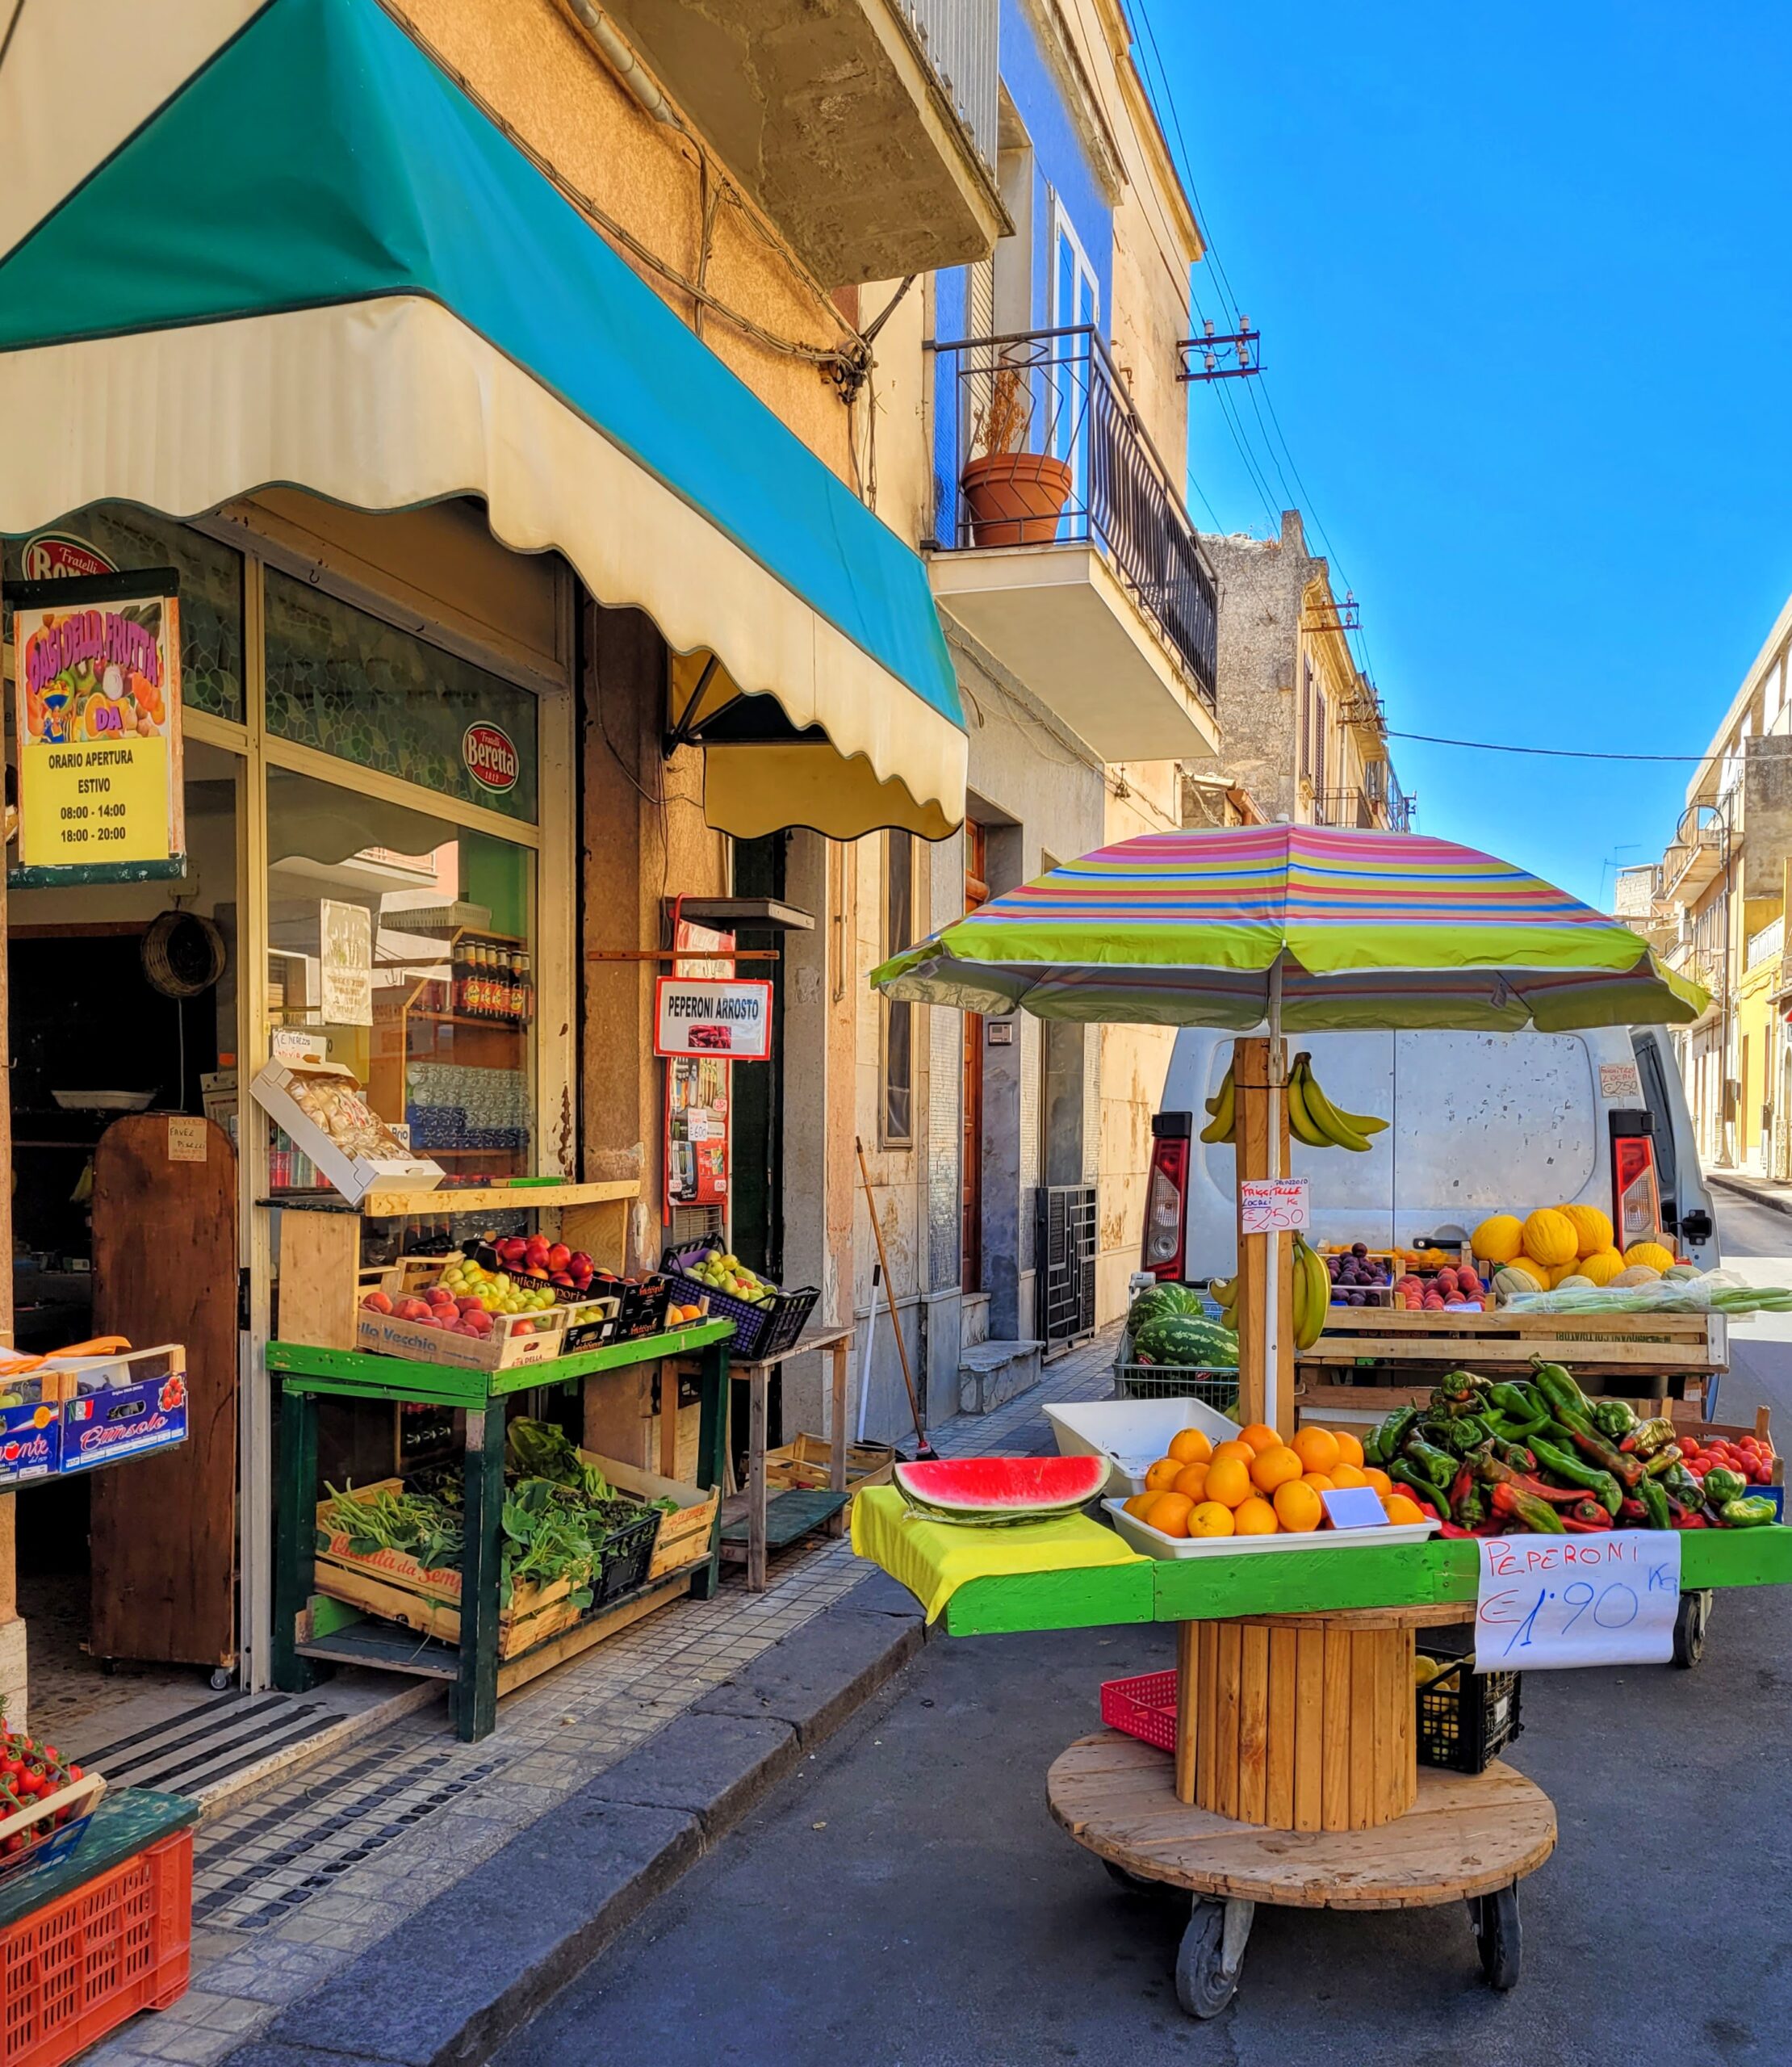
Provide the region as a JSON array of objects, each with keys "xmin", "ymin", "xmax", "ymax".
[
  {"xmin": 550, "ymin": 1271, "xmax": 574, "ymax": 1287},
  {"xmin": 546, "ymin": 1243, "xmax": 571, "ymax": 1272},
  {"xmin": 498, "ymin": 1236, "xmax": 528, "ymax": 1265},
  {"xmin": 511, "ymin": 1318, "xmax": 534, "ymax": 1336},
  {"xmin": 567, "ymin": 1252, "xmax": 592, "ymax": 1278}
]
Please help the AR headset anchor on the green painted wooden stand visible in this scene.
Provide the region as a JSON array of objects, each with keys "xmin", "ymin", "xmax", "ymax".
[{"xmin": 269, "ymin": 1321, "xmax": 734, "ymax": 1742}]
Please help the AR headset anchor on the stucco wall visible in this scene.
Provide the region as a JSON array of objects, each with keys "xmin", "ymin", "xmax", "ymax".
[{"xmin": 1203, "ymin": 519, "xmax": 1307, "ymax": 822}]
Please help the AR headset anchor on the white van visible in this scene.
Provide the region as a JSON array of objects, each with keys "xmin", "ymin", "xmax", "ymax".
[{"xmin": 1145, "ymin": 1025, "xmax": 1718, "ymax": 1282}]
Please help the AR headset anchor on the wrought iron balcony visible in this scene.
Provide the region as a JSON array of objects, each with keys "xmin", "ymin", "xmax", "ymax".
[{"xmin": 930, "ymin": 325, "xmax": 1219, "ymax": 714}]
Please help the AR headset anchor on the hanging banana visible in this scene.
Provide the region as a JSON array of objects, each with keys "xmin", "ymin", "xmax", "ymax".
[
  {"xmin": 1199, "ymin": 1064, "xmax": 1237, "ymax": 1144},
  {"xmin": 1291, "ymin": 1233, "xmax": 1329, "ymax": 1349},
  {"xmin": 1197, "ymin": 1053, "xmax": 1388, "ymax": 1151}
]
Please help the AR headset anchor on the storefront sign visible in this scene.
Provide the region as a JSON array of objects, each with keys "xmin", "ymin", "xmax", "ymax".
[
  {"xmin": 1473, "ymin": 1530, "xmax": 1681, "ymax": 1671},
  {"xmin": 166, "ymin": 1116, "xmax": 210, "ymax": 1163},
  {"xmin": 9, "ymin": 568, "xmax": 185, "ymax": 886},
  {"xmin": 320, "ymin": 899, "xmax": 375, "ymax": 1026},
  {"xmin": 463, "ymin": 722, "xmax": 519, "ymax": 794},
  {"xmin": 1239, "ymin": 1177, "xmax": 1309, "ymax": 1235},
  {"xmin": 20, "ymin": 530, "xmax": 117, "ymax": 581},
  {"xmin": 654, "ymin": 977, "xmax": 772, "ymax": 1061},
  {"xmin": 665, "ymin": 922, "xmax": 733, "ymax": 1212}
]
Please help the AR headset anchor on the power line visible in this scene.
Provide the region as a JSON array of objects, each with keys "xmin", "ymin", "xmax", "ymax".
[{"xmin": 1388, "ymin": 730, "xmax": 1714, "ymax": 764}]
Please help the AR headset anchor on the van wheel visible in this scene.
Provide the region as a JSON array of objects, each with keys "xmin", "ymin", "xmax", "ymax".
[{"xmin": 1673, "ymin": 1590, "xmax": 1710, "ymax": 1669}]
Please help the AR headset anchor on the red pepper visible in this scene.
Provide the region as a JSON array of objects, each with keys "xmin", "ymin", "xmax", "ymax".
[
  {"xmin": 1438, "ymin": 1520, "xmax": 1478, "ymax": 1539},
  {"xmin": 1673, "ymin": 1512, "xmax": 1709, "ymax": 1528}
]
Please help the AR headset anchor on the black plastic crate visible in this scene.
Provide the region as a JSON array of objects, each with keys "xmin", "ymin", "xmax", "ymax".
[
  {"xmin": 1416, "ymin": 1623, "xmax": 1522, "ymax": 1774},
  {"xmin": 592, "ymin": 1505, "xmax": 660, "ymax": 1608},
  {"xmin": 659, "ymin": 1248, "xmax": 819, "ymax": 1360}
]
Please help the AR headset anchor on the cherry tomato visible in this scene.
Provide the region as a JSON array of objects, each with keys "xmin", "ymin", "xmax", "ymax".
[{"xmin": 66, "ymin": 1765, "xmax": 82, "ymax": 1783}]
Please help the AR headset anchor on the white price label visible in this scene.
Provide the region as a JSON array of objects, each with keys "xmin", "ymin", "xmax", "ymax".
[
  {"xmin": 1474, "ymin": 1529, "xmax": 1681, "ymax": 1671},
  {"xmin": 1238, "ymin": 1178, "xmax": 1309, "ymax": 1235},
  {"xmin": 1598, "ymin": 1060, "xmax": 1642, "ymax": 1101}
]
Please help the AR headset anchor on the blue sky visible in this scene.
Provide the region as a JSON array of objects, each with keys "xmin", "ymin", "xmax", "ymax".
[{"xmin": 1140, "ymin": 1, "xmax": 1792, "ymax": 908}]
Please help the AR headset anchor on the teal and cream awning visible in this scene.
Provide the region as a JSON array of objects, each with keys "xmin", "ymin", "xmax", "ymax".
[{"xmin": 0, "ymin": 0, "xmax": 965, "ymax": 841}]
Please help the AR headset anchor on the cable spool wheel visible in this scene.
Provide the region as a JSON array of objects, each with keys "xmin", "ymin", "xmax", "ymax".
[{"xmin": 141, "ymin": 909, "xmax": 226, "ymax": 999}]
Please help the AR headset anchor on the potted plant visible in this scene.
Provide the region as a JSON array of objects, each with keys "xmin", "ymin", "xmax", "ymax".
[{"xmin": 959, "ymin": 363, "xmax": 1073, "ymax": 547}]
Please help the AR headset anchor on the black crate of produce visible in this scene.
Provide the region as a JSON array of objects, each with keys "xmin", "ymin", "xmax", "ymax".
[
  {"xmin": 618, "ymin": 1275, "xmax": 671, "ymax": 1340},
  {"xmin": 1416, "ymin": 1624, "xmax": 1522, "ymax": 1774},
  {"xmin": 660, "ymin": 1248, "xmax": 819, "ymax": 1360},
  {"xmin": 592, "ymin": 1505, "xmax": 660, "ymax": 1608}
]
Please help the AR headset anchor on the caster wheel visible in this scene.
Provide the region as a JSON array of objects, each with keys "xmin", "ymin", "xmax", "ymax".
[
  {"xmin": 1468, "ymin": 1885, "xmax": 1521, "ymax": 1989},
  {"xmin": 1101, "ymin": 1857, "xmax": 1160, "ymax": 1894},
  {"xmin": 209, "ymin": 1667, "xmax": 234, "ymax": 1692},
  {"xmin": 1673, "ymin": 1590, "xmax": 1710, "ymax": 1670},
  {"xmin": 1175, "ymin": 1897, "xmax": 1253, "ymax": 2018}
]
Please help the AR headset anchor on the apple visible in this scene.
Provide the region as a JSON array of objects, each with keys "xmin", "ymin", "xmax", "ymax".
[
  {"xmin": 550, "ymin": 1271, "xmax": 574, "ymax": 1287},
  {"xmin": 525, "ymin": 1233, "xmax": 551, "ymax": 1261},
  {"xmin": 497, "ymin": 1236, "xmax": 528, "ymax": 1266},
  {"xmin": 567, "ymin": 1252, "xmax": 592, "ymax": 1278},
  {"xmin": 546, "ymin": 1243, "xmax": 571, "ymax": 1272},
  {"xmin": 510, "ymin": 1317, "xmax": 534, "ymax": 1336},
  {"xmin": 361, "ymin": 1289, "xmax": 393, "ymax": 1314}
]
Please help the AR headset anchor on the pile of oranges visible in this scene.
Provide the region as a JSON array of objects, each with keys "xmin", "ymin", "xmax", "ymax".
[{"xmin": 1121, "ymin": 1422, "xmax": 1430, "ymax": 1540}]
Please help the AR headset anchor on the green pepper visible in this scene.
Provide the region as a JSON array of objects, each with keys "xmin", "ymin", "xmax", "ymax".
[
  {"xmin": 1438, "ymin": 1415, "xmax": 1494, "ymax": 1458},
  {"xmin": 1643, "ymin": 1444, "xmax": 1685, "ymax": 1479},
  {"xmin": 1388, "ymin": 1457, "xmax": 1441, "ymax": 1507},
  {"xmin": 1568, "ymin": 1426, "xmax": 1646, "ymax": 1491},
  {"xmin": 1626, "ymin": 1415, "xmax": 1677, "ymax": 1458},
  {"xmin": 1530, "ymin": 1435, "xmax": 1623, "ymax": 1514},
  {"xmin": 1488, "ymin": 1381, "xmax": 1543, "ymax": 1420},
  {"xmin": 1490, "ymin": 1439, "xmax": 1539, "ymax": 1473},
  {"xmin": 1635, "ymin": 1476, "xmax": 1672, "ymax": 1530},
  {"xmin": 1490, "ymin": 1480, "xmax": 1566, "ymax": 1532},
  {"xmin": 1530, "ymin": 1361, "xmax": 1598, "ymax": 1436},
  {"xmin": 1719, "ymin": 1496, "xmax": 1777, "ymax": 1528},
  {"xmin": 1366, "ymin": 1407, "xmax": 1418, "ymax": 1468},
  {"xmin": 1485, "ymin": 1408, "xmax": 1551, "ymax": 1445},
  {"xmin": 1592, "ymin": 1399, "xmax": 1639, "ymax": 1440},
  {"xmin": 1703, "ymin": 1467, "xmax": 1748, "ymax": 1505},
  {"xmin": 1403, "ymin": 1436, "xmax": 1459, "ymax": 1492}
]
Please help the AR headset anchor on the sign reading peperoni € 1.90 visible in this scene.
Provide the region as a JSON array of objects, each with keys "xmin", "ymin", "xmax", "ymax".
[{"xmin": 9, "ymin": 568, "xmax": 186, "ymax": 886}]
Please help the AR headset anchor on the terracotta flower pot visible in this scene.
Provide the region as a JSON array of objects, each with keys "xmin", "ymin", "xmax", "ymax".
[{"xmin": 961, "ymin": 451, "xmax": 1074, "ymax": 547}]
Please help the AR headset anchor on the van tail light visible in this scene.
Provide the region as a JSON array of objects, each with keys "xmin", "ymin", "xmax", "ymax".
[
  {"xmin": 1143, "ymin": 1113, "xmax": 1192, "ymax": 1281},
  {"xmin": 1610, "ymin": 1109, "xmax": 1663, "ymax": 1252}
]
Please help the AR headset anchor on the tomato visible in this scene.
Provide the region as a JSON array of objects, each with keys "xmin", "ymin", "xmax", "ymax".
[
  {"xmin": 66, "ymin": 1765, "xmax": 81, "ymax": 1783},
  {"xmin": 1681, "ymin": 1437, "xmax": 1701, "ymax": 1456}
]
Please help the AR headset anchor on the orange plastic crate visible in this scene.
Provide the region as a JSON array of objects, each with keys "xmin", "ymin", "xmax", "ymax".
[{"xmin": 1, "ymin": 1830, "xmax": 191, "ymax": 2067}]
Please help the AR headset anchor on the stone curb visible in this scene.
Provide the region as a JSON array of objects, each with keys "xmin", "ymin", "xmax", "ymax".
[
  {"xmin": 215, "ymin": 1574, "xmax": 928, "ymax": 2067},
  {"xmin": 1710, "ymin": 1172, "xmax": 1792, "ymax": 1218}
]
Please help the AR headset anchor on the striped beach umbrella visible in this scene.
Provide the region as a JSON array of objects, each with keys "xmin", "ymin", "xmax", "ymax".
[{"xmin": 872, "ymin": 825, "xmax": 1706, "ymax": 1031}]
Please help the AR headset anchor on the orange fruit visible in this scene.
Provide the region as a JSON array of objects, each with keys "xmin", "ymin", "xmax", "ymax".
[
  {"xmin": 1382, "ymin": 1494, "xmax": 1426, "ymax": 1526},
  {"xmin": 1145, "ymin": 1457, "xmax": 1183, "ymax": 1493},
  {"xmin": 1363, "ymin": 1466, "xmax": 1392, "ymax": 1499},
  {"xmin": 1168, "ymin": 1428, "xmax": 1212, "ymax": 1465},
  {"xmin": 1149, "ymin": 1492, "xmax": 1195, "ymax": 1538},
  {"xmin": 1272, "ymin": 1479, "xmax": 1323, "ymax": 1533},
  {"xmin": 1332, "ymin": 1429, "xmax": 1365, "ymax": 1468},
  {"xmin": 1301, "ymin": 1471, "xmax": 1335, "ymax": 1495},
  {"xmin": 1204, "ymin": 1455, "xmax": 1254, "ymax": 1509},
  {"xmin": 1233, "ymin": 1495, "xmax": 1279, "ymax": 1535},
  {"xmin": 1238, "ymin": 1422, "xmax": 1283, "ymax": 1456},
  {"xmin": 1329, "ymin": 1461, "xmax": 1367, "ymax": 1490},
  {"xmin": 1292, "ymin": 1426, "xmax": 1340, "ymax": 1475},
  {"xmin": 1123, "ymin": 1492, "xmax": 1160, "ymax": 1520},
  {"xmin": 1250, "ymin": 1445, "xmax": 1304, "ymax": 1494},
  {"xmin": 1190, "ymin": 1501, "xmax": 1236, "ymax": 1538},
  {"xmin": 1171, "ymin": 1461, "xmax": 1210, "ymax": 1502},
  {"xmin": 1211, "ymin": 1439, "xmax": 1254, "ymax": 1470}
]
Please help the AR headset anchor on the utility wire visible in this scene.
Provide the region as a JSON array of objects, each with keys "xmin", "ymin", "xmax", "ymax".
[{"xmin": 1388, "ymin": 730, "xmax": 1716, "ymax": 764}]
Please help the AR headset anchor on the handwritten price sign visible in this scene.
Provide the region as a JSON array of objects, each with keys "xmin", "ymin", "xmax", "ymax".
[
  {"xmin": 1474, "ymin": 1530, "xmax": 1681, "ymax": 1671},
  {"xmin": 1238, "ymin": 1178, "xmax": 1310, "ymax": 1235}
]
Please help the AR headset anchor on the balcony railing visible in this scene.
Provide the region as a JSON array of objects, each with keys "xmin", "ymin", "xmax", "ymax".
[
  {"xmin": 1363, "ymin": 760, "xmax": 1416, "ymax": 832},
  {"xmin": 1314, "ymin": 788, "xmax": 1375, "ymax": 829},
  {"xmin": 1748, "ymin": 915, "xmax": 1784, "ymax": 972},
  {"xmin": 930, "ymin": 325, "xmax": 1219, "ymax": 706},
  {"xmin": 902, "ymin": 0, "xmax": 999, "ymax": 171}
]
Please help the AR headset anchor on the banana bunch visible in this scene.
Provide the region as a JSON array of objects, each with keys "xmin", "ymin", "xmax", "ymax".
[
  {"xmin": 1200, "ymin": 1054, "xmax": 1388, "ymax": 1151},
  {"xmin": 1291, "ymin": 1232, "xmax": 1329, "ymax": 1349},
  {"xmin": 1209, "ymin": 1271, "xmax": 1239, "ymax": 1328},
  {"xmin": 1287, "ymin": 1052, "xmax": 1387, "ymax": 1154}
]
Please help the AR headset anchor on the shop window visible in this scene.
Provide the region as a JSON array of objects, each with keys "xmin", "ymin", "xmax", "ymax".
[
  {"xmin": 264, "ymin": 766, "xmax": 537, "ymax": 1187},
  {"xmin": 2, "ymin": 502, "xmax": 245, "ymax": 722},
  {"xmin": 264, "ymin": 570, "xmax": 540, "ymax": 824},
  {"xmin": 882, "ymin": 828, "xmax": 915, "ymax": 1146}
]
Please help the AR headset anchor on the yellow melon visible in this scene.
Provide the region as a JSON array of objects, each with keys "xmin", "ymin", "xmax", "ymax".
[
  {"xmin": 1548, "ymin": 1260, "xmax": 1585, "ymax": 1288},
  {"xmin": 1472, "ymin": 1214, "xmax": 1523, "ymax": 1265},
  {"xmin": 1521, "ymin": 1208, "xmax": 1578, "ymax": 1269},
  {"xmin": 1578, "ymin": 1248, "xmax": 1626, "ymax": 1286},
  {"xmin": 1558, "ymin": 1203, "xmax": 1614, "ymax": 1258},
  {"xmin": 1623, "ymin": 1240, "xmax": 1676, "ymax": 1275}
]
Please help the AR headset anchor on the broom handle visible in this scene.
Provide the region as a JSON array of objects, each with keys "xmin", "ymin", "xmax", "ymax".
[{"xmin": 855, "ymin": 1136, "xmax": 928, "ymax": 1448}]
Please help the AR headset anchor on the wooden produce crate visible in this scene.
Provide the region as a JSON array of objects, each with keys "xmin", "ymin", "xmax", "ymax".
[
  {"xmin": 581, "ymin": 1449, "xmax": 720, "ymax": 1582},
  {"xmin": 355, "ymin": 1303, "xmax": 571, "ymax": 1372},
  {"xmin": 764, "ymin": 1432, "xmax": 896, "ymax": 1515}
]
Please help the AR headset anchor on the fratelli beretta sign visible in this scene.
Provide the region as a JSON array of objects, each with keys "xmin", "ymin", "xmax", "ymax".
[{"xmin": 10, "ymin": 568, "xmax": 186, "ymax": 885}]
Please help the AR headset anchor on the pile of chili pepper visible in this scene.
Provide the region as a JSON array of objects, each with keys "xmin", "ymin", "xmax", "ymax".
[{"xmin": 1363, "ymin": 1361, "xmax": 1780, "ymax": 1537}]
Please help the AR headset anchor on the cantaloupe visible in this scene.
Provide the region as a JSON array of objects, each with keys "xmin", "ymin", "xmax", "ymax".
[
  {"xmin": 1521, "ymin": 1208, "xmax": 1578, "ymax": 1269},
  {"xmin": 1610, "ymin": 1264, "xmax": 1661, "ymax": 1289},
  {"xmin": 1623, "ymin": 1240, "xmax": 1676, "ymax": 1275},
  {"xmin": 1579, "ymin": 1248, "xmax": 1626, "ymax": 1286},
  {"xmin": 1558, "ymin": 1203, "xmax": 1614, "ymax": 1258},
  {"xmin": 1493, "ymin": 1263, "xmax": 1543, "ymax": 1301},
  {"xmin": 1555, "ymin": 1273, "xmax": 1593, "ymax": 1292},
  {"xmin": 1472, "ymin": 1214, "xmax": 1523, "ymax": 1265}
]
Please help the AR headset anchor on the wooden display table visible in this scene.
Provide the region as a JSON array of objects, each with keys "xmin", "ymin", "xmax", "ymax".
[
  {"xmin": 719, "ymin": 1323, "xmax": 853, "ymax": 1592},
  {"xmin": 1049, "ymin": 1729, "xmax": 1555, "ymax": 2012},
  {"xmin": 268, "ymin": 1321, "xmax": 733, "ymax": 1742}
]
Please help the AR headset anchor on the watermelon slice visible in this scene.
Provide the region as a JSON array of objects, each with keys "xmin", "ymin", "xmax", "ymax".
[{"xmin": 893, "ymin": 1455, "xmax": 1107, "ymax": 1525}]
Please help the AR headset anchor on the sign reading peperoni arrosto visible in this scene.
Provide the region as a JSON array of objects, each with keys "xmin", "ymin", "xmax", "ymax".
[
  {"xmin": 8, "ymin": 568, "xmax": 186, "ymax": 885},
  {"xmin": 654, "ymin": 976, "xmax": 773, "ymax": 1061}
]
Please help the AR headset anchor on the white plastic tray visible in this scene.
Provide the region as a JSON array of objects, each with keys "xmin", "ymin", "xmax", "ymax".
[
  {"xmin": 1103, "ymin": 1497, "xmax": 1440, "ymax": 1559},
  {"xmin": 1044, "ymin": 1395, "xmax": 1241, "ymax": 1497}
]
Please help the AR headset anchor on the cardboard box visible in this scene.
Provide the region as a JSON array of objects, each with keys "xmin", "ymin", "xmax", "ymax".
[
  {"xmin": 54, "ymin": 1345, "xmax": 189, "ymax": 1474},
  {"xmin": 0, "ymin": 1400, "xmax": 61, "ymax": 1486},
  {"xmin": 250, "ymin": 1057, "xmax": 442, "ymax": 1205}
]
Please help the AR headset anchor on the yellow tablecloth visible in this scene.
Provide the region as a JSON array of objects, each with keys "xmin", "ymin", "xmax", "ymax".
[{"xmin": 851, "ymin": 1483, "xmax": 1145, "ymax": 1625}]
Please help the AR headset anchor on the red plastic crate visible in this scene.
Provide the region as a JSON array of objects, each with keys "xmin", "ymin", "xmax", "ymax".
[
  {"xmin": 0, "ymin": 1831, "xmax": 191, "ymax": 2067},
  {"xmin": 1100, "ymin": 1671, "xmax": 1178, "ymax": 1754}
]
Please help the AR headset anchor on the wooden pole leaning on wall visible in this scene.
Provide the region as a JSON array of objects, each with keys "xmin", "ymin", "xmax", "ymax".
[{"xmin": 1230, "ymin": 1036, "xmax": 1294, "ymax": 1440}]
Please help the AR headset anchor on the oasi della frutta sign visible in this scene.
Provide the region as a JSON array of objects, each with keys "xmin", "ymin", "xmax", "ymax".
[{"xmin": 9, "ymin": 568, "xmax": 186, "ymax": 885}]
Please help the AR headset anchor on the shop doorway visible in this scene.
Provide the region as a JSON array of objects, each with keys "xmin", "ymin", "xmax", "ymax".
[{"xmin": 961, "ymin": 822, "xmax": 989, "ymax": 1294}]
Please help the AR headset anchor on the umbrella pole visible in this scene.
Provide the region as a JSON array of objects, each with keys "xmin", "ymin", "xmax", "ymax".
[
  {"xmin": 1232, "ymin": 971, "xmax": 1294, "ymax": 1439},
  {"xmin": 1265, "ymin": 958, "xmax": 1284, "ymax": 1434}
]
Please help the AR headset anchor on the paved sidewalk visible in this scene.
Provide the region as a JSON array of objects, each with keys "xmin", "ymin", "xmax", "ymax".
[
  {"xmin": 93, "ymin": 1327, "xmax": 1125, "ymax": 2067},
  {"xmin": 1710, "ymin": 1168, "xmax": 1792, "ymax": 1217}
]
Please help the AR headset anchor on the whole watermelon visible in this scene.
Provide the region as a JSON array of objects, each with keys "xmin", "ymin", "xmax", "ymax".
[
  {"xmin": 1126, "ymin": 1282, "xmax": 1204, "ymax": 1337},
  {"xmin": 1133, "ymin": 1314, "xmax": 1238, "ymax": 1369}
]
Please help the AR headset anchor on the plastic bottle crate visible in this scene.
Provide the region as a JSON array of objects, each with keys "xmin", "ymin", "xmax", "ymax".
[
  {"xmin": 1, "ymin": 1830, "xmax": 191, "ymax": 2067},
  {"xmin": 1099, "ymin": 1671, "xmax": 1179, "ymax": 1754},
  {"xmin": 1416, "ymin": 1626, "xmax": 1523, "ymax": 1774},
  {"xmin": 592, "ymin": 1506, "xmax": 661, "ymax": 1608}
]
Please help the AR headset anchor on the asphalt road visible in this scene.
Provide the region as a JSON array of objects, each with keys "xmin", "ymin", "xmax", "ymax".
[{"xmin": 501, "ymin": 1190, "xmax": 1792, "ymax": 2067}]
